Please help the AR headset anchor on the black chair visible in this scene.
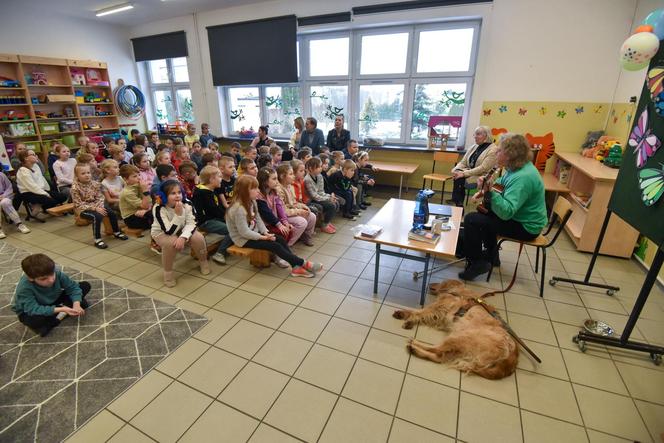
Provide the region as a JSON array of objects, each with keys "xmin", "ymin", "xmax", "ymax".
[{"xmin": 486, "ymin": 196, "xmax": 573, "ymax": 297}]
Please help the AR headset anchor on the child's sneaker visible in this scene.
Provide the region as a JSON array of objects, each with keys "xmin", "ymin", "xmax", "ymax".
[
  {"xmin": 321, "ymin": 224, "xmax": 336, "ymax": 234},
  {"xmin": 150, "ymin": 238, "xmax": 162, "ymax": 255},
  {"xmin": 290, "ymin": 266, "xmax": 314, "ymax": 278},
  {"xmin": 212, "ymin": 252, "xmax": 226, "ymax": 265},
  {"xmin": 0, "ymin": 230, "xmax": 5, "ymax": 239},
  {"xmin": 273, "ymin": 256, "xmax": 290, "ymax": 268},
  {"xmin": 17, "ymin": 224, "xmax": 31, "ymax": 234},
  {"xmin": 303, "ymin": 261, "xmax": 323, "ymax": 275}
]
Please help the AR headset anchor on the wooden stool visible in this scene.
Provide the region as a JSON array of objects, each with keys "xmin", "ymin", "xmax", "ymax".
[
  {"xmin": 227, "ymin": 245, "xmax": 271, "ymax": 268},
  {"xmin": 74, "ymin": 213, "xmax": 115, "ymax": 236},
  {"xmin": 46, "ymin": 203, "xmax": 75, "ymax": 216}
]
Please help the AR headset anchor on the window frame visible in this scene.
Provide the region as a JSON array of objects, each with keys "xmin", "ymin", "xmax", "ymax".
[
  {"xmin": 143, "ymin": 57, "xmax": 193, "ymax": 124},
  {"xmin": 220, "ymin": 20, "xmax": 479, "ymax": 147}
]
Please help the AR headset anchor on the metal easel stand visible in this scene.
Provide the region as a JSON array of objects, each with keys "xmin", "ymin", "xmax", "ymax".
[
  {"xmin": 573, "ymin": 246, "xmax": 664, "ymax": 365},
  {"xmin": 549, "ymin": 210, "xmax": 620, "ymax": 296},
  {"xmin": 413, "ymin": 256, "xmax": 466, "ymax": 281}
]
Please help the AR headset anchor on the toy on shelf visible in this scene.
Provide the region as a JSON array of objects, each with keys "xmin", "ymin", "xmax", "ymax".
[
  {"xmin": 74, "ymin": 89, "xmax": 85, "ymax": 103},
  {"xmin": 83, "ymin": 91, "xmax": 110, "ymax": 103},
  {"xmin": 582, "ymin": 135, "xmax": 618, "ymax": 160},
  {"xmin": 47, "ymin": 112, "xmax": 64, "ymax": 118},
  {"xmin": 95, "ymin": 105, "xmax": 112, "ymax": 116},
  {"xmin": 31, "ymin": 71, "xmax": 47, "ymax": 85},
  {"xmin": 165, "ymin": 122, "xmax": 188, "ymax": 135},
  {"xmin": 85, "ymin": 69, "xmax": 110, "ymax": 87},
  {"xmin": 70, "ymin": 69, "xmax": 86, "ymax": 86},
  {"xmin": 0, "ymin": 96, "xmax": 26, "ymax": 104},
  {"xmin": 59, "ymin": 120, "xmax": 80, "ymax": 132},
  {"xmin": 34, "ymin": 111, "xmax": 47, "ymax": 119},
  {"xmin": 83, "ymin": 123, "xmax": 102, "ymax": 130},
  {"xmin": 0, "ymin": 110, "xmax": 28, "ymax": 121},
  {"xmin": 0, "ymin": 77, "xmax": 21, "ymax": 88},
  {"xmin": 64, "ymin": 107, "xmax": 75, "ymax": 118},
  {"xmin": 603, "ymin": 142, "xmax": 623, "ymax": 168}
]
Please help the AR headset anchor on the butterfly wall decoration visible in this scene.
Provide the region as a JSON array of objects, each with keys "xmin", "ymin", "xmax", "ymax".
[
  {"xmin": 575, "ymin": 106, "xmax": 584, "ymax": 114},
  {"xmin": 483, "ymin": 109, "xmax": 491, "ymax": 116},
  {"xmin": 518, "ymin": 108, "xmax": 527, "ymax": 116},
  {"xmin": 498, "ymin": 105, "xmax": 508, "ymax": 113},
  {"xmin": 638, "ymin": 164, "xmax": 664, "ymax": 206},
  {"xmin": 630, "ymin": 107, "xmax": 661, "ymax": 168},
  {"xmin": 539, "ymin": 107, "xmax": 547, "ymax": 115},
  {"xmin": 556, "ymin": 110, "xmax": 566, "ymax": 118}
]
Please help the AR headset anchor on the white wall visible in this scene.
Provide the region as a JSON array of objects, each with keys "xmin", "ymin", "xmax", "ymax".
[
  {"xmin": 0, "ymin": 1, "xmax": 145, "ymax": 131},
  {"xmin": 130, "ymin": 0, "xmax": 647, "ymax": 146}
]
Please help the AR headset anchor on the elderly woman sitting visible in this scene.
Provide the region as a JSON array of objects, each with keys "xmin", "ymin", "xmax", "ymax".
[
  {"xmin": 447, "ymin": 125, "xmax": 498, "ymax": 207},
  {"xmin": 459, "ymin": 133, "xmax": 547, "ymax": 281}
]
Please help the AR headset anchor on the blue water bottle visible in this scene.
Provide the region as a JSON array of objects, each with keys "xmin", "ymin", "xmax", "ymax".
[{"xmin": 413, "ymin": 190, "xmax": 433, "ymax": 230}]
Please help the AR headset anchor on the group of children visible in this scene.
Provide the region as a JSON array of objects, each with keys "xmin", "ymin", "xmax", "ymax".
[{"xmin": 7, "ymin": 126, "xmax": 380, "ymax": 337}]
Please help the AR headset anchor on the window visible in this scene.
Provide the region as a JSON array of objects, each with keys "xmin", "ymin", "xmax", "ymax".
[
  {"xmin": 221, "ymin": 21, "xmax": 479, "ymax": 146},
  {"xmin": 228, "ymin": 87, "xmax": 261, "ymax": 133},
  {"xmin": 144, "ymin": 57, "xmax": 193, "ymax": 124}
]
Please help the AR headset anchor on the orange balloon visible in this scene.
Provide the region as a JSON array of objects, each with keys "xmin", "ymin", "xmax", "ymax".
[{"xmin": 635, "ymin": 24, "xmax": 654, "ymax": 33}]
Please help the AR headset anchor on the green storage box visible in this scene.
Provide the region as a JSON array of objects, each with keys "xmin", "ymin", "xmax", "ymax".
[
  {"xmin": 24, "ymin": 141, "xmax": 41, "ymax": 153},
  {"xmin": 39, "ymin": 122, "xmax": 59, "ymax": 135},
  {"xmin": 62, "ymin": 134, "xmax": 76, "ymax": 147},
  {"xmin": 42, "ymin": 139, "xmax": 62, "ymax": 152}
]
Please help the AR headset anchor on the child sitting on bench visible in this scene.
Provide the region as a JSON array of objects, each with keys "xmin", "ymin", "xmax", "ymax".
[
  {"xmin": 12, "ymin": 253, "xmax": 91, "ymax": 337},
  {"xmin": 226, "ymin": 175, "xmax": 322, "ymax": 278},
  {"xmin": 71, "ymin": 163, "xmax": 128, "ymax": 249},
  {"xmin": 119, "ymin": 164, "xmax": 152, "ymax": 230},
  {"xmin": 152, "ymin": 180, "xmax": 210, "ymax": 287},
  {"xmin": 0, "ymin": 171, "xmax": 30, "ymax": 237}
]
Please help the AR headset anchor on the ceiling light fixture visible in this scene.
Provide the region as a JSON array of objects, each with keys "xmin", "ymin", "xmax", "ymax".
[{"xmin": 95, "ymin": 2, "xmax": 134, "ymax": 17}]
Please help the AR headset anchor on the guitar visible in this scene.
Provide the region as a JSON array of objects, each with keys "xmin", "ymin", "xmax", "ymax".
[{"xmin": 475, "ymin": 167, "xmax": 502, "ymax": 214}]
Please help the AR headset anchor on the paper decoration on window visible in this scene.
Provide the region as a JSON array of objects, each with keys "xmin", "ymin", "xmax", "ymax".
[
  {"xmin": 575, "ymin": 106, "xmax": 584, "ymax": 114},
  {"xmin": 518, "ymin": 108, "xmax": 527, "ymax": 116},
  {"xmin": 310, "ymin": 91, "xmax": 328, "ymax": 100},
  {"xmin": 630, "ymin": 107, "xmax": 661, "ymax": 168},
  {"xmin": 325, "ymin": 105, "xmax": 344, "ymax": 119},
  {"xmin": 539, "ymin": 107, "xmax": 547, "ymax": 115},
  {"xmin": 440, "ymin": 90, "xmax": 465, "ymax": 108},
  {"xmin": 498, "ymin": 105, "xmax": 508, "ymax": 113},
  {"xmin": 230, "ymin": 109, "xmax": 245, "ymax": 121},
  {"xmin": 265, "ymin": 96, "xmax": 283, "ymax": 108},
  {"xmin": 638, "ymin": 164, "xmax": 664, "ymax": 206},
  {"xmin": 556, "ymin": 110, "xmax": 567, "ymax": 118},
  {"xmin": 483, "ymin": 109, "xmax": 491, "ymax": 116}
]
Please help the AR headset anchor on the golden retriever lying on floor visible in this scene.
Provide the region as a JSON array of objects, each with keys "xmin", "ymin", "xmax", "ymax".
[{"xmin": 392, "ymin": 279, "xmax": 518, "ymax": 380}]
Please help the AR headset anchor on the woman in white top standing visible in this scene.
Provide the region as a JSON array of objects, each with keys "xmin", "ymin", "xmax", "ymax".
[
  {"xmin": 16, "ymin": 150, "xmax": 67, "ymax": 215},
  {"xmin": 448, "ymin": 126, "xmax": 499, "ymax": 207}
]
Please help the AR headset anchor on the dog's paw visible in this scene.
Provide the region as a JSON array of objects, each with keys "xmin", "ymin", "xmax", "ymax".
[
  {"xmin": 393, "ymin": 310, "xmax": 407, "ymax": 319},
  {"xmin": 403, "ymin": 320, "xmax": 415, "ymax": 330}
]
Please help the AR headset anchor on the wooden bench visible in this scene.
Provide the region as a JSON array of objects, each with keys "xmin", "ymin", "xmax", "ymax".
[
  {"xmin": 190, "ymin": 232, "xmax": 270, "ymax": 268},
  {"xmin": 74, "ymin": 213, "xmax": 144, "ymax": 237},
  {"xmin": 45, "ymin": 202, "xmax": 75, "ymax": 216}
]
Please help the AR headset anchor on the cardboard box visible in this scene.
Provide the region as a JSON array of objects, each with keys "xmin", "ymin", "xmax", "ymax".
[{"xmin": 46, "ymin": 94, "xmax": 75, "ymax": 103}]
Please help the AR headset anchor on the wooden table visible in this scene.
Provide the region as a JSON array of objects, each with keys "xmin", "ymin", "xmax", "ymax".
[
  {"xmin": 369, "ymin": 161, "xmax": 419, "ymax": 198},
  {"xmin": 354, "ymin": 198, "xmax": 463, "ymax": 305}
]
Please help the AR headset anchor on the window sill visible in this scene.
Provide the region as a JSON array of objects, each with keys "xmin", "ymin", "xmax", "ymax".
[{"xmin": 219, "ymin": 135, "xmax": 466, "ymax": 154}]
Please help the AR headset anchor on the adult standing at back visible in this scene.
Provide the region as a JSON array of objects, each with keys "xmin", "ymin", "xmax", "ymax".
[
  {"xmin": 251, "ymin": 125, "xmax": 273, "ymax": 149},
  {"xmin": 326, "ymin": 115, "xmax": 351, "ymax": 152},
  {"xmin": 285, "ymin": 117, "xmax": 305, "ymax": 162},
  {"xmin": 299, "ymin": 117, "xmax": 325, "ymax": 156}
]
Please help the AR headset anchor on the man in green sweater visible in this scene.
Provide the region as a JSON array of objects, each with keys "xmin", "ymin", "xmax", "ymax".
[
  {"xmin": 12, "ymin": 253, "xmax": 91, "ymax": 337},
  {"xmin": 460, "ymin": 133, "xmax": 548, "ymax": 281}
]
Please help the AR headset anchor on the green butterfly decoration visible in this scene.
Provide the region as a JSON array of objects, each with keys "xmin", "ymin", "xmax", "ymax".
[{"xmin": 638, "ymin": 165, "xmax": 664, "ymax": 206}]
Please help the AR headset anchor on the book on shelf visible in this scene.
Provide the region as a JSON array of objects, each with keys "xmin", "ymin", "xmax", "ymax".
[
  {"xmin": 408, "ymin": 228, "xmax": 441, "ymax": 245},
  {"xmin": 359, "ymin": 224, "xmax": 383, "ymax": 238}
]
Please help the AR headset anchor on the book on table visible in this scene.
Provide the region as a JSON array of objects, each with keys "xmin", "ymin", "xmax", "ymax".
[
  {"xmin": 408, "ymin": 228, "xmax": 441, "ymax": 245},
  {"xmin": 359, "ymin": 224, "xmax": 383, "ymax": 238}
]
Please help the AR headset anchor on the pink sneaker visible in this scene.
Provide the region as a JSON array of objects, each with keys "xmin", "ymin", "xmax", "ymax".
[
  {"xmin": 321, "ymin": 224, "xmax": 336, "ymax": 234},
  {"xmin": 290, "ymin": 266, "xmax": 314, "ymax": 278},
  {"xmin": 303, "ymin": 261, "xmax": 323, "ymax": 275}
]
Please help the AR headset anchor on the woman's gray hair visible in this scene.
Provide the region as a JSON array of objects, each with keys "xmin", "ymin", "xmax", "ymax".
[{"xmin": 474, "ymin": 125, "xmax": 492, "ymax": 143}]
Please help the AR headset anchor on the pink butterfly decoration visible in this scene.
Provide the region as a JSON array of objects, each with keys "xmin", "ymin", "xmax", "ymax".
[{"xmin": 630, "ymin": 108, "xmax": 661, "ymax": 168}]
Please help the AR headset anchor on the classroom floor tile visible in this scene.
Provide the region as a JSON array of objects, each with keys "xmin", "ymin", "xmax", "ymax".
[{"xmin": 4, "ymin": 195, "xmax": 661, "ymax": 443}]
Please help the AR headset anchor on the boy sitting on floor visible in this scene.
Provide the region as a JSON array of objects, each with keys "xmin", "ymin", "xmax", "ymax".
[{"xmin": 12, "ymin": 253, "xmax": 91, "ymax": 337}]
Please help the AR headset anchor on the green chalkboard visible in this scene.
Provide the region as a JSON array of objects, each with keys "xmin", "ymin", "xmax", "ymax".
[{"xmin": 608, "ymin": 42, "xmax": 664, "ymax": 247}]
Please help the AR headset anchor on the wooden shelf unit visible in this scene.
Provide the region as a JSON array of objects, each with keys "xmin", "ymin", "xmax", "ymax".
[
  {"xmin": 0, "ymin": 53, "xmax": 119, "ymax": 163},
  {"xmin": 554, "ymin": 152, "xmax": 639, "ymax": 258}
]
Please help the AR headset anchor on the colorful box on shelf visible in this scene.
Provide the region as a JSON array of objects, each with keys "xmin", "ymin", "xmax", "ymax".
[
  {"xmin": 9, "ymin": 122, "xmax": 35, "ymax": 136},
  {"xmin": 24, "ymin": 141, "xmax": 41, "ymax": 153},
  {"xmin": 59, "ymin": 120, "xmax": 79, "ymax": 132},
  {"xmin": 38, "ymin": 122, "xmax": 59, "ymax": 134},
  {"xmin": 79, "ymin": 105, "xmax": 95, "ymax": 117},
  {"xmin": 46, "ymin": 94, "xmax": 74, "ymax": 103}
]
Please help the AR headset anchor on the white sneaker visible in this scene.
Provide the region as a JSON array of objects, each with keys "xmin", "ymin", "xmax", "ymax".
[
  {"xmin": 0, "ymin": 230, "xmax": 5, "ymax": 239},
  {"xmin": 17, "ymin": 224, "xmax": 31, "ymax": 234},
  {"xmin": 273, "ymin": 256, "xmax": 290, "ymax": 268},
  {"xmin": 212, "ymin": 252, "xmax": 226, "ymax": 265}
]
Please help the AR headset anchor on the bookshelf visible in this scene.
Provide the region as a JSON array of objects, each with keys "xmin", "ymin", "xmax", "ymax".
[
  {"xmin": 553, "ymin": 152, "xmax": 639, "ymax": 258},
  {"xmin": 0, "ymin": 53, "xmax": 120, "ymax": 166}
]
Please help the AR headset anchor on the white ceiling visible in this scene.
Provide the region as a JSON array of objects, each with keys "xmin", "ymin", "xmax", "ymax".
[{"xmin": 18, "ymin": 0, "xmax": 266, "ymax": 26}]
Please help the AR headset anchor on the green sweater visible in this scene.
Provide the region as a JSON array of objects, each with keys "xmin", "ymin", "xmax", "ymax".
[
  {"xmin": 491, "ymin": 162, "xmax": 547, "ymax": 235},
  {"xmin": 12, "ymin": 270, "xmax": 82, "ymax": 316}
]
